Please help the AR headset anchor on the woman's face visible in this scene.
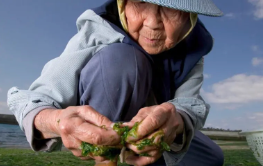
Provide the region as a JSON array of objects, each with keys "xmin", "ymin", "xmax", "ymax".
[{"xmin": 125, "ymin": 0, "xmax": 190, "ymax": 55}]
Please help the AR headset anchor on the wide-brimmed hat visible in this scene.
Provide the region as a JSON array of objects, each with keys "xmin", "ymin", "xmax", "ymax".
[{"xmin": 140, "ymin": 0, "xmax": 223, "ymax": 16}]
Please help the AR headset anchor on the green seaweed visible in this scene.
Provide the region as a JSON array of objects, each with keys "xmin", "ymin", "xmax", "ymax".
[
  {"xmin": 160, "ymin": 141, "xmax": 170, "ymax": 151},
  {"xmin": 136, "ymin": 137, "xmax": 155, "ymax": 150},
  {"xmin": 135, "ymin": 130, "xmax": 170, "ymax": 151},
  {"xmin": 113, "ymin": 122, "xmax": 130, "ymax": 145},
  {"xmin": 81, "ymin": 122, "xmax": 170, "ymax": 161},
  {"xmin": 80, "ymin": 142, "xmax": 120, "ymax": 161},
  {"xmin": 126, "ymin": 122, "xmax": 140, "ymax": 139},
  {"xmin": 139, "ymin": 153, "xmax": 151, "ymax": 157}
]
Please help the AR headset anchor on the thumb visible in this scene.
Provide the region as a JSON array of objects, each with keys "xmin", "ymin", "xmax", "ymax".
[
  {"xmin": 122, "ymin": 121, "xmax": 136, "ymax": 128},
  {"xmin": 124, "ymin": 106, "xmax": 155, "ymax": 127}
]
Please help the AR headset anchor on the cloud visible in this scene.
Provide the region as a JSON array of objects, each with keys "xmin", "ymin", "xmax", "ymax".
[
  {"xmin": 204, "ymin": 74, "xmax": 211, "ymax": 79},
  {"xmin": 225, "ymin": 13, "xmax": 236, "ymax": 19},
  {"xmin": 252, "ymin": 57, "xmax": 263, "ymax": 66},
  {"xmin": 252, "ymin": 45, "xmax": 259, "ymax": 52},
  {"xmin": 0, "ymin": 102, "xmax": 11, "ymax": 114},
  {"xmin": 201, "ymin": 74, "xmax": 263, "ymax": 105},
  {"xmin": 248, "ymin": 0, "xmax": 263, "ymax": 19},
  {"xmin": 251, "ymin": 45, "xmax": 263, "ymax": 54}
]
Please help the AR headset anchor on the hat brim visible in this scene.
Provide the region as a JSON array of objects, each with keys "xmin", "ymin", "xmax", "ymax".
[{"xmin": 140, "ymin": 0, "xmax": 223, "ymax": 17}]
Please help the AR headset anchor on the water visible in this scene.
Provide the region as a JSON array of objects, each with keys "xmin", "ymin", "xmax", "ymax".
[{"xmin": 0, "ymin": 124, "xmax": 30, "ymax": 149}]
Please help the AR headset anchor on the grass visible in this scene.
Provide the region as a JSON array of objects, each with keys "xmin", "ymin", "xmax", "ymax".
[
  {"xmin": 0, "ymin": 148, "xmax": 261, "ymax": 166},
  {"xmin": 0, "ymin": 148, "xmax": 129, "ymax": 166},
  {"xmin": 223, "ymin": 150, "xmax": 261, "ymax": 166},
  {"xmin": 217, "ymin": 141, "xmax": 249, "ymax": 146},
  {"xmin": 0, "ymin": 149, "xmax": 94, "ymax": 166}
]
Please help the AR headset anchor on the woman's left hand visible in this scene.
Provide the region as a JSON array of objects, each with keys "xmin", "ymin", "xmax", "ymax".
[{"xmin": 124, "ymin": 102, "xmax": 184, "ymax": 166}]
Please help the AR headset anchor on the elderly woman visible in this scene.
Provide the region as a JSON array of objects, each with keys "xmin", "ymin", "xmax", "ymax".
[{"xmin": 8, "ymin": 0, "xmax": 224, "ymax": 165}]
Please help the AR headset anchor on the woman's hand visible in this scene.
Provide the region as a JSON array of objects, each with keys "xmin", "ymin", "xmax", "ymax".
[
  {"xmin": 124, "ymin": 103, "xmax": 184, "ymax": 166},
  {"xmin": 34, "ymin": 106, "xmax": 121, "ymax": 161}
]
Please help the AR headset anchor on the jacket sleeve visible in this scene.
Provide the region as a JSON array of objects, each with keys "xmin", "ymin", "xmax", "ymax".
[
  {"xmin": 7, "ymin": 10, "xmax": 125, "ymax": 152},
  {"xmin": 163, "ymin": 57, "xmax": 210, "ymax": 166}
]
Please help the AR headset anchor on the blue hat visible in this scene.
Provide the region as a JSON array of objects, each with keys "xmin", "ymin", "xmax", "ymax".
[{"xmin": 140, "ymin": 0, "xmax": 223, "ymax": 16}]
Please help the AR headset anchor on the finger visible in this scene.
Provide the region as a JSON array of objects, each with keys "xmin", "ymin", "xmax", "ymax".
[
  {"xmin": 121, "ymin": 150, "xmax": 137, "ymax": 163},
  {"xmin": 75, "ymin": 150, "xmax": 107, "ymax": 162},
  {"xmin": 126, "ymin": 143, "xmax": 157, "ymax": 154},
  {"xmin": 127, "ymin": 106, "xmax": 168, "ymax": 142},
  {"xmin": 124, "ymin": 107, "xmax": 151, "ymax": 127},
  {"xmin": 62, "ymin": 134, "xmax": 81, "ymax": 149},
  {"xmin": 81, "ymin": 152, "xmax": 110, "ymax": 162},
  {"xmin": 74, "ymin": 122, "xmax": 120, "ymax": 145},
  {"xmin": 162, "ymin": 123, "xmax": 177, "ymax": 144},
  {"xmin": 137, "ymin": 107, "xmax": 168, "ymax": 137},
  {"xmin": 79, "ymin": 156, "xmax": 92, "ymax": 160},
  {"xmin": 161, "ymin": 111, "xmax": 184, "ymax": 144},
  {"xmin": 126, "ymin": 132, "xmax": 163, "ymax": 154},
  {"xmin": 80, "ymin": 144, "xmax": 119, "ymax": 162},
  {"xmin": 77, "ymin": 105, "xmax": 113, "ymax": 127},
  {"xmin": 125, "ymin": 153, "xmax": 162, "ymax": 166},
  {"xmin": 71, "ymin": 149, "xmax": 85, "ymax": 158},
  {"xmin": 146, "ymin": 150, "xmax": 161, "ymax": 157},
  {"xmin": 90, "ymin": 155, "xmax": 108, "ymax": 162},
  {"xmin": 68, "ymin": 138, "xmax": 92, "ymax": 158},
  {"xmin": 138, "ymin": 150, "xmax": 161, "ymax": 157}
]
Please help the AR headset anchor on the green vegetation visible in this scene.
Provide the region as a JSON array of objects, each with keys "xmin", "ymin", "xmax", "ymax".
[
  {"xmin": 0, "ymin": 148, "xmax": 261, "ymax": 166},
  {"xmin": 116, "ymin": 122, "xmax": 170, "ymax": 152},
  {"xmin": 223, "ymin": 150, "xmax": 261, "ymax": 166},
  {"xmin": 136, "ymin": 137, "xmax": 155, "ymax": 150},
  {"xmin": 112, "ymin": 122, "xmax": 130, "ymax": 145},
  {"xmin": 80, "ymin": 122, "xmax": 170, "ymax": 160},
  {"xmin": 0, "ymin": 149, "xmax": 94, "ymax": 166},
  {"xmin": 139, "ymin": 152, "xmax": 151, "ymax": 157},
  {"xmin": 126, "ymin": 122, "xmax": 140, "ymax": 139},
  {"xmin": 134, "ymin": 130, "xmax": 170, "ymax": 151},
  {"xmin": 81, "ymin": 142, "xmax": 120, "ymax": 161}
]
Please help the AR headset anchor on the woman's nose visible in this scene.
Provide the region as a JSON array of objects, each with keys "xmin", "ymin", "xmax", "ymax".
[{"xmin": 144, "ymin": 4, "xmax": 163, "ymax": 30}]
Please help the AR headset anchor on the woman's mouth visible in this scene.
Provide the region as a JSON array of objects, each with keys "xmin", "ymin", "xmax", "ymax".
[{"xmin": 143, "ymin": 37, "xmax": 160, "ymax": 46}]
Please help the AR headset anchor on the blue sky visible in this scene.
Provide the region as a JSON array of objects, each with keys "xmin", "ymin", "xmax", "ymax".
[{"xmin": 0, "ymin": 0, "xmax": 262, "ymax": 131}]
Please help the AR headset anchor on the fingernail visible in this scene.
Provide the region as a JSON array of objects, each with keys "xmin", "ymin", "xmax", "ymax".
[
  {"xmin": 110, "ymin": 123, "xmax": 115, "ymax": 128},
  {"xmin": 153, "ymin": 135, "xmax": 162, "ymax": 144}
]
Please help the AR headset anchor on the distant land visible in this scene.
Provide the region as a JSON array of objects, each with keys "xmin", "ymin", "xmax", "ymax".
[{"xmin": 201, "ymin": 127, "xmax": 242, "ymax": 132}]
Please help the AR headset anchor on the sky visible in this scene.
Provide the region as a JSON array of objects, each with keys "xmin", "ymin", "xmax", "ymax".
[{"xmin": 0, "ymin": 0, "xmax": 263, "ymax": 131}]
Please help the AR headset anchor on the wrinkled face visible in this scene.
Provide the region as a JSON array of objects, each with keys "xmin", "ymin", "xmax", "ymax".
[{"xmin": 125, "ymin": 0, "xmax": 190, "ymax": 55}]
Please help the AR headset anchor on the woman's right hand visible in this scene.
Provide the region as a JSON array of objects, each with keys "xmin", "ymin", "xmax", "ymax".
[{"xmin": 34, "ymin": 105, "xmax": 121, "ymax": 161}]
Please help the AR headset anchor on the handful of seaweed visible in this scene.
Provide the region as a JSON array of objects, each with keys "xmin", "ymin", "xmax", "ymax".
[{"xmin": 80, "ymin": 122, "xmax": 170, "ymax": 161}]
